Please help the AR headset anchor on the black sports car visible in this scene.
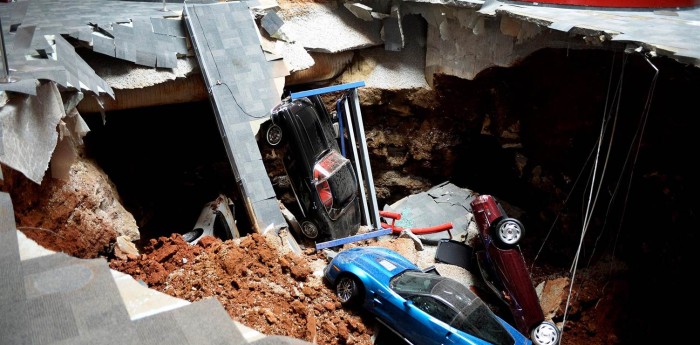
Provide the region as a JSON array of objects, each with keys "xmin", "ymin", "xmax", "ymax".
[{"xmin": 266, "ymin": 95, "xmax": 361, "ymax": 241}]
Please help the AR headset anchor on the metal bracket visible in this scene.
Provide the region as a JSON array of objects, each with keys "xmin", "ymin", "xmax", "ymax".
[
  {"xmin": 290, "ymin": 81, "xmax": 365, "ymax": 99},
  {"xmin": 0, "ymin": 17, "xmax": 18, "ymax": 84},
  {"xmin": 315, "ymin": 228, "xmax": 392, "ymax": 250}
]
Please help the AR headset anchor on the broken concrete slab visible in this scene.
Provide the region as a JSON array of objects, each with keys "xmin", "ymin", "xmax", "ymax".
[
  {"xmin": 284, "ymin": 50, "xmax": 355, "ymax": 85},
  {"xmin": 74, "ymin": 54, "xmax": 206, "ymax": 113},
  {"xmin": 275, "ymin": 2, "xmax": 383, "ymax": 53},
  {"xmin": 336, "ymin": 13, "xmax": 428, "ymax": 89},
  {"xmin": 405, "ymin": 0, "xmax": 700, "ymax": 85},
  {"xmin": 0, "ymin": 0, "xmax": 178, "ymax": 97},
  {"xmin": 382, "ymin": 5, "xmax": 404, "ymax": 52},
  {"xmin": 183, "ymin": 1, "xmax": 286, "ymax": 234},
  {"xmin": 0, "ymin": 0, "xmax": 195, "ymax": 97},
  {"xmin": 406, "ymin": 1, "xmax": 561, "ymax": 84},
  {"xmin": 261, "ymin": 10, "xmax": 286, "ymax": 39},
  {"xmin": 274, "ymin": 40, "xmax": 315, "ymax": 72},
  {"xmin": 480, "ymin": 1, "xmax": 700, "ymax": 66},
  {"xmin": 344, "ymin": 2, "xmax": 375, "ymax": 22},
  {"xmin": 383, "ymin": 181, "xmax": 476, "ymax": 244},
  {"xmin": 96, "ymin": 17, "xmax": 187, "ymax": 69},
  {"xmin": 0, "ymin": 79, "xmax": 39, "ymax": 95}
]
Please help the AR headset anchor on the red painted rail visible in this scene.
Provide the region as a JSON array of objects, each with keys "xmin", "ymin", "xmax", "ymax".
[
  {"xmin": 381, "ymin": 222, "xmax": 454, "ymax": 235},
  {"xmin": 379, "ymin": 210, "xmax": 453, "ymax": 235}
]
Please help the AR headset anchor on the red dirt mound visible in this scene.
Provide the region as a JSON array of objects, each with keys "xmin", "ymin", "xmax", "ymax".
[{"xmin": 109, "ymin": 233, "xmax": 375, "ymax": 344}]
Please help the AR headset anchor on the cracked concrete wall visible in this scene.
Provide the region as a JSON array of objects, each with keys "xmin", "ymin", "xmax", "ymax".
[{"xmin": 403, "ymin": 3, "xmax": 592, "ymax": 85}]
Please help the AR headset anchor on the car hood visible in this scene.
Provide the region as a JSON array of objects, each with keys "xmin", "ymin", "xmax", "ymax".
[{"xmin": 339, "ymin": 247, "xmax": 419, "ymax": 283}]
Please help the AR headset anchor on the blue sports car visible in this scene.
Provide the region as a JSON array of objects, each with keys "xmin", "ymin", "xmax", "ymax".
[{"xmin": 323, "ymin": 246, "xmax": 532, "ymax": 345}]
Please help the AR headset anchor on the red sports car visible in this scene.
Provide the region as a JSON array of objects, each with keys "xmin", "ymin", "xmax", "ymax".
[{"xmin": 470, "ymin": 194, "xmax": 561, "ymax": 345}]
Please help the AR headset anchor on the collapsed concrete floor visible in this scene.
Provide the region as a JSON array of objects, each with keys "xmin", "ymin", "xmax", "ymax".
[
  {"xmin": 3, "ymin": 45, "xmax": 698, "ymax": 345},
  {"xmin": 3, "ymin": 0, "xmax": 699, "ymax": 343}
]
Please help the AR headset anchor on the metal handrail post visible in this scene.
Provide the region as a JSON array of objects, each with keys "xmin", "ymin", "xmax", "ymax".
[
  {"xmin": 0, "ymin": 17, "xmax": 17, "ymax": 83},
  {"xmin": 342, "ymin": 98, "xmax": 371, "ymax": 227},
  {"xmin": 348, "ymin": 88, "xmax": 381, "ymax": 229}
]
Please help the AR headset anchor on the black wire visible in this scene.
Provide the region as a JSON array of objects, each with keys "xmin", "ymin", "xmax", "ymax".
[{"xmin": 191, "ymin": 4, "xmax": 269, "ymax": 119}]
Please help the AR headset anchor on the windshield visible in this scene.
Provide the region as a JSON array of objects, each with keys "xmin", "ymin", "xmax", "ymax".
[
  {"xmin": 313, "ymin": 150, "xmax": 347, "ymax": 183},
  {"xmin": 391, "ymin": 271, "xmax": 515, "ymax": 345},
  {"xmin": 313, "ymin": 150, "xmax": 357, "ymax": 219}
]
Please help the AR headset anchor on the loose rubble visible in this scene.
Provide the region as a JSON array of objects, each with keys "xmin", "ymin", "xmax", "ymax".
[{"xmin": 109, "ymin": 232, "xmax": 376, "ymax": 345}]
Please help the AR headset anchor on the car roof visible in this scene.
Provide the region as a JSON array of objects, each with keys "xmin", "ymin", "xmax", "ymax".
[{"xmin": 296, "ymin": 104, "xmax": 331, "ymax": 156}]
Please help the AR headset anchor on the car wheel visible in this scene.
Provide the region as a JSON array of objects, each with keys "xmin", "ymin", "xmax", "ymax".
[
  {"xmin": 335, "ymin": 275, "xmax": 361, "ymax": 307},
  {"xmin": 493, "ymin": 217, "xmax": 524, "ymax": 247},
  {"xmin": 531, "ymin": 321, "xmax": 560, "ymax": 345},
  {"xmin": 300, "ymin": 220, "xmax": 319, "ymax": 239},
  {"xmin": 266, "ymin": 123, "xmax": 282, "ymax": 146},
  {"xmin": 332, "ymin": 122, "xmax": 340, "ymax": 138}
]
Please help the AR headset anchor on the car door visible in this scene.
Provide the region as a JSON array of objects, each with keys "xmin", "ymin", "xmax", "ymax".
[
  {"xmin": 406, "ymin": 295, "xmax": 465, "ymax": 345},
  {"xmin": 371, "ymin": 289, "xmax": 456, "ymax": 345}
]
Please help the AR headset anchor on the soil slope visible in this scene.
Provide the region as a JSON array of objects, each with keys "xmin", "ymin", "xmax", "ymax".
[{"xmin": 109, "ymin": 233, "xmax": 375, "ymax": 345}]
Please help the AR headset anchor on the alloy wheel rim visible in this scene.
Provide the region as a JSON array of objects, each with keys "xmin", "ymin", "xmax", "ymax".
[
  {"xmin": 532, "ymin": 323, "xmax": 559, "ymax": 345},
  {"xmin": 337, "ymin": 278, "xmax": 353, "ymax": 303},
  {"xmin": 267, "ymin": 125, "xmax": 282, "ymax": 145},
  {"xmin": 302, "ymin": 222, "xmax": 318, "ymax": 238},
  {"xmin": 499, "ymin": 221, "xmax": 522, "ymax": 245}
]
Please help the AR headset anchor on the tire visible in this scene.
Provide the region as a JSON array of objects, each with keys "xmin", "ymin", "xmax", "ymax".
[
  {"xmin": 332, "ymin": 122, "xmax": 340, "ymax": 138},
  {"xmin": 300, "ymin": 220, "xmax": 319, "ymax": 239},
  {"xmin": 335, "ymin": 275, "xmax": 361, "ymax": 307},
  {"xmin": 530, "ymin": 321, "xmax": 560, "ymax": 345},
  {"xmin": 266, "ymin": 123, "xmax": 282, "ymax": 146},
  {"xmin": 493, "ymin": 217, "xmax": 524, "ymax": 248}
]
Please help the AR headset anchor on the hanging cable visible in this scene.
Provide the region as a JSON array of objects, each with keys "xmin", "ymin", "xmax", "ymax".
[
  {"xmin": 533, "ymin": 52, "xmax": 623, "ymax": 268},
  {"xmin": 609, "ymin": 55, "xmax": 658, "ymax": 259},
  {"xmin": 532, "ymin": 120, "xmax": 606, "ymax": 266},
  {"xmin": 586, "ymin": 54, "xmax": 653, "ymax": 266},
  {"xmin": 560, "ymin": 52, "xmax": 626, "ymax": 341},
  {"xmin": 573, "ymin": 52, "xmax": 628, "ymax": 271},
  {"xmin": 560, "ymin": 52, "xmax": 658, "ymax": 343},
  {"xmin": 190, "ymin": 4, "xmax": 267, "ymax": 119}
]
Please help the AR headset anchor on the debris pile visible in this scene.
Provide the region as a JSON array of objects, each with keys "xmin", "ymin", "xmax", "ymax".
[{"xmin": 109, "ymin": 233, "xmax": 375, "ymax": 345}]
